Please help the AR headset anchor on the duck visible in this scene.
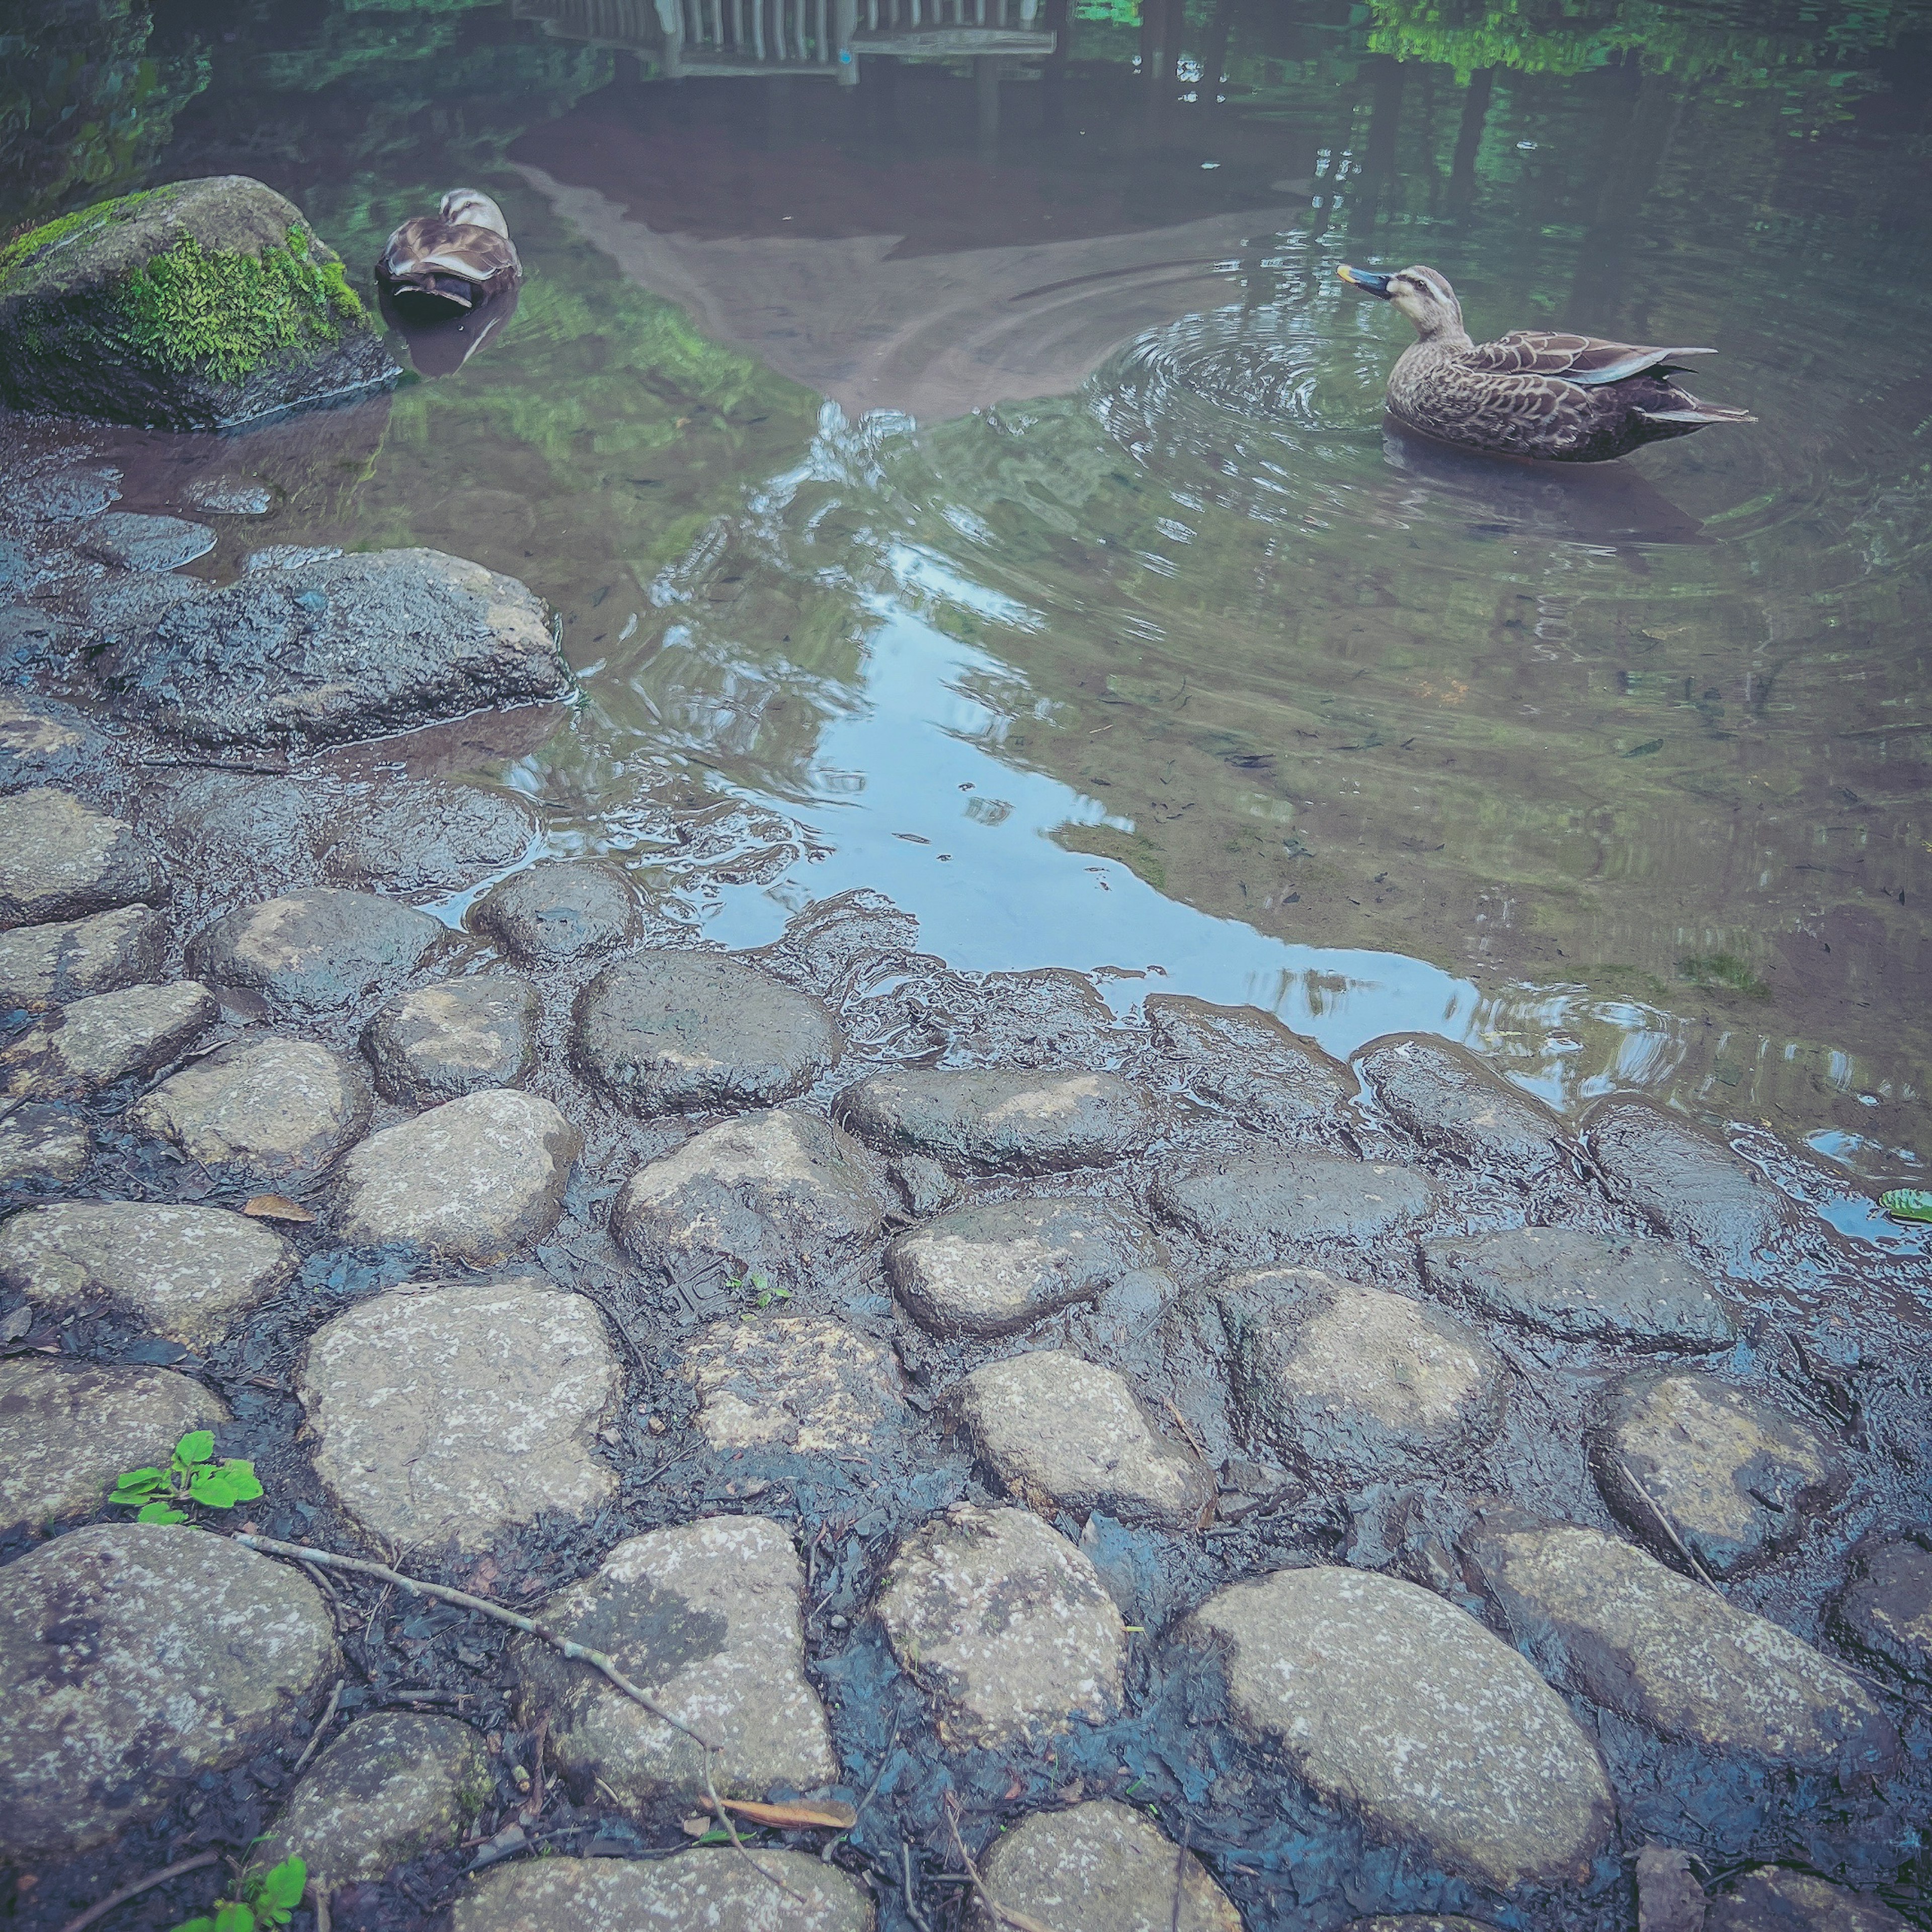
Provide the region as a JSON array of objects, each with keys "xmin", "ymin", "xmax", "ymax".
[
  {"xmin": 375, "ymin": 190, "xmax": 521, "ymax": 319},
  {"xmin": 1338, "ymin": 264, "xmax": 1754, "ymax": 463}
]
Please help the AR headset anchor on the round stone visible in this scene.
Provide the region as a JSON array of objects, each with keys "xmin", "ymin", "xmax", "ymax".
[
  {"xmin": 1831, "ymin": 1538, "xmax": 1932, "ymax": 1685},
  {"xmin": 0, "ymin": 905, "xmax": 167, "ymax": 1008},
  {"xmin": 469, "ymin": 859, "xmax": 641, "ymax": 964},
  {"xmin": 360, "ymin": 973, "xmax": 538, "ymax": 1105},
  {"xmin": 320, "ymin": 784, "xmax": 537, "ymax": 896},
  {"xmin": 2, "ymin": 980, "xmax": 217, "ymax": 1099},
  {"xmin": 836, "ymin": 1066, "xmax": 1155, "ymax": 1173},
  {"xmin": 1150, "ymin": 1150, "xmax": 1436, "ymax": 1260},
  {"xmin": 1144, "ymin": 993, "xmax": 1357, "ymax": 1133},
  {"xmin": 0, "ymin": 788, "xmax": 162, "ymax": 929},
  {"xmin": 1355, "ymin": 1033, "xmax": 1565, "ymax": 1173},
  {"xmin": 678, "ymin": 1315, "xmax": 908, "ymax": 1455},
  {"xmin": 186, "ymin": 889, "xmax": 449, "ymax": 1015}
]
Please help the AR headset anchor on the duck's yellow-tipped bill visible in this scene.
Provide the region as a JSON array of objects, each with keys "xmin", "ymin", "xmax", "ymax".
[{"xmin": 1338, "ymin": 265, "xmax": 1394, "ymax": 296}]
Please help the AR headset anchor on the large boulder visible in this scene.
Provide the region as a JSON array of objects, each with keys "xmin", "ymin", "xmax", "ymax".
[{"xmin": 0, "ymin": 177, "xmax": 399, "ymax": 429}]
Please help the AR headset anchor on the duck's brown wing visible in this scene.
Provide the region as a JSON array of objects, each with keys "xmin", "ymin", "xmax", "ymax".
[
  {"xmin": 378, "ymin": 218, "xmax": 519, "ymax": 285},
  {"xmin": 1467, "ymin": 332, "xmax": 1717, "ymax": 388}
]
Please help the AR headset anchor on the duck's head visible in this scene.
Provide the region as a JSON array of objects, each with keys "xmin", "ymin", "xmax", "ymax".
[
  {"xmin": 439, "ymin": 188, "xmax": 511, "ymax": 237},
  {"xmin": 1339, "ymin": 264, "xmax": 1465, "ymax": 339}
]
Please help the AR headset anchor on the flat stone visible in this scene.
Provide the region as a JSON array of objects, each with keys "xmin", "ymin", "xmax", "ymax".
[
  {"xmin": 130, "ymin": 1034, "xmax": 372, "ymax": 1184},
  {"xmin": 974, "ymin": 1799, "xmax": 1242, "ymax": 1932},
  {"xmin": 1180, "ymin": 1565, "xmax": 1613, "ymax": 1889},
  {"xmin": 0, "ymin": 690, "xmax": 102, "ymax": 789},
  {"xmin": 573, "ymin": 950, "xmax": 843, "ymax": 1111},
  {"xmin": 262, "ymin": 1713, "xmax": 490, "ymax": 1891},
  {"xmin": 1343, "ymin": 1922, "xmax": 1495, "ymax": 1931},
  {"xmin": 1464, "ymin": 1513, "xmax": 1897, "ymax": 1772},
  {"xmin": 876, "ymin": 1503, "xmax": 1127, "ymax": 1748},
  {"xmin": 1150, "ymin": 1150, "xmax": 1436, "ymax": 1261},
  {"xmin": 319, "ymin": 784, "xmax": 537, "ymax": 896},
  {"xmin": 514, "ymin": 1515, "xmax": 837, "ymax": 1802},
  {"xmin": 1831, "ymin": 1539, "xmax": 1932, "ymax": 1685},
  {"xmin": 679, "ymin": 1315, "xmax": 908, "ymax": 1454},
  {"xmin": 1218, "ymin": 1269, "xmax": 1505, "ymax": 1481},
  {"xmin": 1707, "ymin": 1867, "xmax": 1910, "ymax": 1931},
  {"xmin": 11, "ymin": 464, "xmax": 120, "ymax": 521},
  {"xmin": 954, "ymin": 1350, "xmax": 1209, "ymax": 1526},
  {"xmin": 300, "ymin": 1276, "xmax": 617, "ymax": 1552},
  {"xmin": 471, "ymin": 859, "xmax": 641, "ymax": 964},
  {"xmin": 2, "ymin": 981, "xmax": 217, "ymax": 1098},
  {"xmin": 837, "ymin": 1066, "xmax": 1155, "ymax": 1173},
  {"xmin": 361, "ymin": 974, "xmax": 538, "ymax": 1104},
  {"xmin": 1144, "ymin": 993, "xmax": 1357, "ymax": 1133},
  {"xmin": 889, "ymin": 1196, "xmax": 1159, "ymax": 1337},
  {"xmin": 76, "ymin": 511, "xmax": 216, "ymax": 571},
  {"xmin": 1420, "ymin": 1226, "xmax": 1736, "ymax": 1348},
  {"xmin": 1355, "ymin": 1033, "xmax": 1564, "ymax": 1172},
  {"xmin": 0, "ymin": 1200, "xmax": 297, "ymax": 1345},
  {"xmin": 332, "ymin": 1089, "xmax": 579, "ymax": 1262},
  {"xmin": 453, "ymin": 1850, "xmax": 870, "ymax": 1932},
  {"xmin": 0, "ymin": 1104, "xmax": 89, "ymax": 1189},
  {"xmin": 0, "ymin": 1521, "xmax": 337, "ymax": 1857},
  {"xmin": 186, "ymin": 475, "xmax": 275, "ymax": 515},
  {"xmin": 1584, "ymin": 1098, "xmax": 1798, "ymax": 1275},
  {"xmin": 1637, "ymin": 1845, "xmax": 1708, "ymax": 1932},
  {"xmin": 1592, "ymin": 1369, "xmax": 1845, "ymax": 1576},
  {"xmin": 0, "ymin": 905, "xmax": 168, "ymax": 1007},
  {"xmin": 0, "ymin": 1357, "xmax": 228, "ymax": 1536},
  {"xmin": 612, "ymin": 1108, "xmax": 889, "ymax": 1288},
  {"xmin": 0, "ymin": 789, "xmax": 162, "ymax": 928},
  {"xmin": 187, "ymin": 889, "xmax": 448, "ymax": 1015}
]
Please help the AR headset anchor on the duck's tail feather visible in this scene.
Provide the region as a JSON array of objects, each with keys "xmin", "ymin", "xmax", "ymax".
[{"xmin": 1638, "ymin": 397, "xmax": 1756, "ymax": 425}]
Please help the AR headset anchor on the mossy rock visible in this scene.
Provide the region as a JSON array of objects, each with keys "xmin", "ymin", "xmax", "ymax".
[{"xmin": 0, "ymin": 176, "xmax": 400, "ymax": 429}]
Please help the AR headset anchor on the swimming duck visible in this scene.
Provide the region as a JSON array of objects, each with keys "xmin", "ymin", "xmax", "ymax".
[
  {"xmin": 1339, "ymin": 264, "xmax": 1754, "ymax": 463},
  {"xmin": 375, "ymin": 190, "xmax": 521, "ymax": 319}
]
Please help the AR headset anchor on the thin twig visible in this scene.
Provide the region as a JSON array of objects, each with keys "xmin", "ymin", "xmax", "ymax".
[
  {"xmin": 902, "ymin": 1841, "xmax": 932, "ymax": 1932},
  {"xmin": 702, "ymin": 1752, "xmax": 807, "ymax": 1905},
  {"xmin": 1170, "ymin": 1818, "xmax": 1191, "ymax": 1932},
  {"xmin": 943, "ymin": 1795, "xmax": 1057, "ymax": 1932},
  {"xmin": 57, "ymin": 1852, "xmax": 219, "ymax": 1932},
  {"xmin": 1163, "ymin": 1397, "xmax": 1210, "ymax": 1464},
  {"xmin": 309, "ymin": 1884, "xmax": 331, "ymax": 1932},
  {"xmin": 290, "ymin": 1677, "xmax": 342, "ymax": 1779},
  {"xmin": 1611, "ymin": 1455, "xmax": 1720, "ymax": 1590}
]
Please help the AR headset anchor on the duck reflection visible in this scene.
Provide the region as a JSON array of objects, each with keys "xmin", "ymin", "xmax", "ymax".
[{"xmin": 378, "ymin": 284, "xmax": 523, "ymax": 377}]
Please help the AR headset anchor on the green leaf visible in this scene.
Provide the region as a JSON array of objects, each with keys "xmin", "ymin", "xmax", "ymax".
[
  {"xmin": 111, "ymin": 1468, "xmax": 168, "ymax": 1501},
  {"xmin": 173, "ymin": 1430, "xmax": 217, "ymax": 1469},
  {"xmin": 1880, "ymin": 1188, "xmax": 1932, "ymax": 1225},
  {"xmin": 212, "ymin": 1903, "xmax": 255, "ymax": 1932},
  {"xmin": 189, "ymin": 1461, "xmax": 264, "ymax": 1509},
  {"xmin": 171, "ymin": 1917, "xmax": 216, "ymax": 1932},
  {"xmin": 137, "ymin": 1501, "xmax": 189, "ymax": 1524},
  {"xmin": 259, "ymin": 1858, "xmax": 306, "ymax": 1911}
]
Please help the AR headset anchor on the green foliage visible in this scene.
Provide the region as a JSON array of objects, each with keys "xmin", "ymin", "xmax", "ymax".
[
  {"xmin": 172, "ymin": 1856, "xmax": 307, "ymax": 1932},
  {"xmin": 111, "ymin": 1431, "xmax": 265, "ymax": 1525},
  {"xmin": 1880, "ymin": 1189, "xmax": 1932, "ymax": 1225},
  {"xmin": 0, "ymin": 186, "xmax": 164, "ymax": 288},
  {"xmin": 1676, "ymin": 952, "xmax": 1770, "ymax": 999},
  {"xmin": 728, "ymin": 1270, "xmax": 790, "ymax": 1318}
]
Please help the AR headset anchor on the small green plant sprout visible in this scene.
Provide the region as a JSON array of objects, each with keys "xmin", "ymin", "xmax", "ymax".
[
  {"xmin": 171, "ymin": 1854, "xmax": 306, "ymax": 1932},
  {"xmin": 728, "ymin": 1269, "xmax": 790, "ymax": 1319},
  {"xmin": 1881, "ymin": 1189, "xmax": 1932, "ymax": 1225},
  {"xmin": 111, "ymin": 1430, "xmax": 264, "ymax": 1524}
]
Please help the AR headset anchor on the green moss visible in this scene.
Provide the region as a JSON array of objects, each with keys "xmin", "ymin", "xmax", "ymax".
[
  {"xmin": 1677, "ymin": 952, "xmax": 1771, "ymax": 999},
  {"xmin": 0, "ymin": 186, "xmax": 165, "ymax": 288}
]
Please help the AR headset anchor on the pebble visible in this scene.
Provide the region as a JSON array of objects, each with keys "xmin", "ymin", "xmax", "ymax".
[
  {"xmin": 75, "ymin": 511, "xmax": 217, "ymax": 571},
  {"xmin": 953, "ymin": 1349, "xmax": 1209, "ymax": 1525},
  {"xmin": 299, "ymin": 1276, "xmax": 618, "ymax": 1552},
  {"xmin": 1355, "ymin": 1033, "xmax": 1565, "ymax": 1171},
  {"xmin": 0, "ymin": 1522, "xmax": 337, "ymax": 1857},
  {"xmin": 574, "ymin": 949, "xmax": 843, "ymax": 1111},
  {"xmin": 973, "ymin": 1798, "xmax": 1243, "ymax": 1931},
  {"xmin": 0, "ymin": 1199, "xmax": 298, "ymax": 1344},
  {"xmin": 1420, "ymin": 1225, "xmax": 1736, "ymax": 1348},
  {"xmin": 2, "ymin": 979, "xmax": 217, "ymax": 1097},
  {"xmin": 1707, "ymin": 1866, "xmax": 1910, "ymax": 1930},
  {"xmin": 0, "ymin": 1103, "xmax": 89, "ymax": 1189},
  {"xmin": 261, "ymin": 1713, "xmax": 490, "ymax": 1891},
  {"xmin": 130, "ymin": 1034, "xmax": 372, "ymax": 1184},
  {"xmin": 331, "ymin": 1088, "xmax": 580, "ymax": 1261},
  {"xmin": 1831, "ymin": 1538, "xmax": 1932, "ymax": 1685},
  {"xmin": 1219, "ymin": 1268, "xmax": 1505, "ymax": 1480},
  {"xmin": 1465, "ymin": 1511, "xmax": 1897, "ymax": 1772},
  {"xmin": 453, "ymin": 1850, "xmax": 871, "ymax": 1932},
  {"xmin": 1144, "ymin": 992, "xmax": 1356, "ymax": 1133},
  {"xmin": 320, "ymin": 784, "xmax": 537, "ymax": 895},
  {"xmin": 1592, "ymin": 1369, "xmax": 1844, "ymax": 1575},
  {"xmin": 1180, "ymin": 1564, "xmax": 1613, "ymax": 1889},
  {"xmin": 0, "ymin": 1356, "xmax": 228, "ymax": 1537},
  {"xmin": 679, "ymin": 1314, "xmax": 908, "ymax": 1454},
  {"xmin": 360, "ymin": 972, "xmax": 538, "ymax": 1104},
  {"xmin": 1150, "ymin": 1149, "xmax": 1436, "ymax": 1260},
  {"xmin": 838, "ymin": 1065, "xmax": 1156, "ymax": 1172},
  {"xmin": 187, "ymin": 888, "xmax": 449, "ymax": 1015},
  {"xmin": 0, "ymin": 904, "xmax": 168, "ymax": 1007},
  {"xmin": 888, "ymin": 1195, "xmax": 1159, "ymax": 1336},
  {"xmin": 470, "ymin": 858, "xmax": 641, "ymax": 963},
  {"xmin": 515, "ymin": 1515, "xmax": 838, "ymax": 1802},
  {"xmin": 876, "ymin": 1503, "xmax": 1127, "ymax": 1747},
  {"xmin": 0, "ymin": 788, "xmax": 162, "ymax": 927}
]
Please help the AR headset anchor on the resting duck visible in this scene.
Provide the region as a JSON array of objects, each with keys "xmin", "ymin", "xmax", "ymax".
[
  {"xmin": 375, "ymin": 190, "xmax": 521, "ymax": 319},
  {"xmin": 1339, "ymin": 264, "xmax": 1754, "ymax": 463}
]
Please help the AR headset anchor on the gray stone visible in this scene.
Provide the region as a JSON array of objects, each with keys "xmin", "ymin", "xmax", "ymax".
[
  {"xmin": 361, "ymin": 974, "xmax": 537, "ymax": 1105},
  {"xmin": 679, "ymin": 1315, "xmax": 908, "ymax": 1455},
  {"xmin": 262, "ymin": 1713, "xmax": 490, "ymax": 1890},
  {"xmin": 1707, "ymin": 1867, "xmax": 1910, "ymax": 1931},
  {"xmin": 300, "ymin": 1276, "xmax": 617, "ymax": 1552},
  {"xmin": 1463, "ymin": 1513, "xmax": 1897, "ymax": 1772},
  {"xmin": 1637, "ymin": 1845, "xmax": 1709, "ymax": 1932},
  {"xmin": 876, "ymin": 1503, "xmax": 1127, "ymax": 1748},
  {"xmin": 889, "ymin": 1196, "xmax": 1158, "ymax": 1337},
  {"xmin": 574, "ymin": 950, "xmax": 843, "ymax": 1112},
  {"xmin": 1219, "ymin": 1269, "xmax": 1505, "ymax": 1481},
  {"xmin": 0, "ymin": 691, "xmax": 102, "ymax": 790},
  {"xmin": 612, "ymin": 1107, "xmax": 889, "ymax": 1288},
  {"xmin": 1145, "ymin": 993, "xmax": 1356, "ymax": 1133},
  {"xmin": 0, "ymin": 1357, "xmax": 228, "ymax": 1536},
  {"xmin": 1344, "ymin": 1922, "xmax": 1495, "ymax": 1932},
  {"xmin": 318, "ymin": 784, "xmax": 538, "ymax": 896},
  {"xmin": 1592, "ymin": 1370, "xmax": 1844, "ymax": 1576},
  {"xmin": 514, "ymin": 1515, "xmax": 837, "ymax": 1802},
  {"xmin": 1585, "ymin": 1098, "xmax": 1798, "ymax": 1275},
  {"xmin": 954, "ymin": 1350, "xmax": 1209, "ymax": 1526},
  {"xmin": 130, "ymin": 1034, "xmax": 372, "ymax": 1184},
  {"xmin": 186, "ymin": 475, "xmax": 275, "ymax": 515},
  {"xmin": 1151, "ymin": 1150, "xmax": 1436, "ymax": 1260},
  {"xmin": 1831, "ymin": 1539, "xmax": 1932, "ymax": 1685},
  {"xmin": 1420, "ymin": 1226, "xmax": 1736, "ymax": 1348},
  {"xmin": 243, "ymin": 544, "xmax": 343, "ymax": 573},
  {"xmin": 187, "ymin": 889, "xmax": 448, "ymax": 1015},
  {"xmin": 1180, "ymin": 1564, "xmax": 1613, "ymax": 1889},
  {"xmin": 837, "ymin": 1066, "xmax": 1155, "ymax": 1173},
  {"xmin": 2, "ymin": 981, "xmax": 218, "ymax": 1098},
  {"xmin": 973, "ymin": 1799, "xmax": 1242, "ymax": 1932},
  {"xmin": 76, "ymin": 511, "xmax": 216, "ymax": 571},
  {"xmin": 11, "ymin": 464, "xmax": 120, "ymax": 521},
  {"xmin": 1355, "ymin": 1033, "xmax": 1565, "ymax": 1172},
  {"xmin": 453, "ymin": 1850, "xmax": 871, "ymax": 1932},
  {"xmin": 470, "ymin": 860, "xmax": 641, "ymax": 964},
  {"xmin": 332, "ymin": 1089, "xmax": 579, "ymax": 1262},
  {"xmin": 0, "ymin": 1521, "xmax": 337, "ymax": 1857},
  {"xmin": 0, "ymin": 789, "xmax": 162, "ymax": 928},
  {"xmin": 0, "ymin": 1104, "xmax": 89, "ymax": 1189},
  {"xmin": 891, "ymin": 1152, "xmax": 957, "ymax": 1218},
  {"xmin": 0, "ymin": 905, "xmax": 168, "ymax": 1007}
]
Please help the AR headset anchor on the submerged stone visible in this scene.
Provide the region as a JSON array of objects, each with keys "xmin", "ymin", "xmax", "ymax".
[
  {"xmin": 2, "ymin": 980, "xmax": 216, "ymax": 1099},
  {"xmin": 1831, "ymin": 1538, "xmax": 1932, "ymax": 1685},
  {"xmin": 453, "ymin": 1852, "xmax": 870, "ymax": 1932},
  {"xmin": 838, "ymin": 1065, "xmax": 1155, "ymax": 1172},
  {"xmin": 1150, "ymin": 1149, "xmax": 1436, "ymax": 1259},
  {"xmin": 318, "ymin": 783, "xmax": 536, "ymax": 895},
  {"xmin": 471, "ymin": 859, "xmax": 642, "ymax": 964},
  {"xmin": 187, "ymin": 889, "xmax": 448, "ymax": 1014},
  {"xmin": 1355, "ymin": 1033, "xmax": 1565, "ymax": 1173},
  {"xmin": 0, "ymin": 905, "xmax": 167, "ymax": 1008},
  {"xmin": 679, "ymin": 1314, "xmax": 908, "ymax": 1455},
  {"xmin": 0, "ymin": 789, "xmax": 162, "ymax": 929},
  {"xmin": 1144, "ymin": 993, "xmax": 1357, "ymax": 1133},
  {"xmin": 75, "ymin": 510, "xmax": 216, "ymax": 571},
  {"xmin": 360, "ymin": 973, "xmax": 538, "ymax": 1105}
]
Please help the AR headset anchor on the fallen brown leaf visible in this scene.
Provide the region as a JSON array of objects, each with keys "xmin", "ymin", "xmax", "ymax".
[
  {"xmin": 706, "ymin": 1796, "xmax": 858, "ymax": 1832},
  {"xmin": 243, "ymin": 1194, "xmax": 315, "ymax": 1223}
]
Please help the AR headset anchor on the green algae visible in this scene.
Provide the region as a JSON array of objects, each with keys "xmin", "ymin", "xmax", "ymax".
[{"xmin": 0, "ymin": 185, "xmax": 165, "ymax": 287}]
